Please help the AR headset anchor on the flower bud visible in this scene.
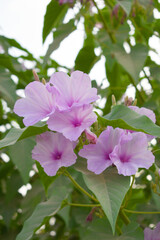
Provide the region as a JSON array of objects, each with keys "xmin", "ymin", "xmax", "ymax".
[
  {"xmin": 85, "ymin": 128, "xmax": 97, "ymax": 144},
  {"xmin": 32, "ymin": 69, "xmax": 40, "ymax": 82}
]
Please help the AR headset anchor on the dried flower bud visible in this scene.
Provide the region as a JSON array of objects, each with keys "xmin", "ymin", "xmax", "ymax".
[
  {"xmin": 32, "ymin": 69, "xmax": 40, "ymax": 82},
  {"xmin": 85, "ymin": 128, "xmax": 97, "ymax": 144}
]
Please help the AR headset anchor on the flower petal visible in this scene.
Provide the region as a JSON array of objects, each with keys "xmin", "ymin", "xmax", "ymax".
[
  {"xmin": 14, "ymin": 81, "xmax": 56, "ymax": 126},
  {"xmin": 49, "ymin": 71, "xmax": 99, "ymax": 110},
  {"xmin": 32, "ymin": 132, "xmax": 77, "ymax": 176},
  {"xmin": 79, "ymin": 127, "xmax": 124, "ymax": 174},
  {"xmin": 110, "ymin": 132, "xmax": 155, "ymax": 176},
  {"xmin": 47, "ymin": 105, "xmax": 97, "ymax": 141}
]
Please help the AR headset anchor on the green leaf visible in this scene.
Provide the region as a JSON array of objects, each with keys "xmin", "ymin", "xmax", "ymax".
[
  {"xmin": 0, "ymin": 122, "xmax": 48, "ymax": 150},
  {"xmin": 43, "ymin": 20, "xmax": 76, "ymax": 66},
  {"xmin": 79, "ymin": 218, "xmax": 113, "ymax": 239},
  {"xmin": 117, "ymin": 0, "xmax": 133, "ymax": 16},
  {"xmin": 115, "ymin": 23, "xmax": 130, "ymax": 43},
  {"xmin": 21, "ymin": 179, "xmax": 45, "ymax": 221},
  {"xmin": 1, "ymin": 171, "xmax": 23, "ymax": 226},
  {"xmin": 16, "ymin": 176, "xmax": 71, "ymax": 240},
  {"xmin": 0, "ymin": 54, "xmax": 16, "ymax": 72},
  {"xmin": 75, "ymin": 34, "xmax": 100, "ymax": 74},
  {"xmin": 79, "ymin": 219, "xmax": 144, "ymax": 239},
  {"xmin": 43, "ymin": 0, "xmax": 68, "ymax": 43},
  {"xmin": 0, "ymin": 35, "xmax": 33, "ymax": 57},
  {"xmin": 104, "ymin": 60, "xmax": 130, "ymax": 114},
  {"xmin": 36, "ymin": 161, "xmax": 57, "ymax": 195},
  {"xmin": 0, "ymin": 68, "xmax": 17, "ymax": 107},
  {"xmin": 7, "ymin": 138, "xmax": 34, "ymax": 184},
  {"xmin": 118, "ymin": 222, "xmax": 144, "ymax": 240},
  {"xmin": 113, "ymin": 44, "xmax": 148, "ymax": 84},
  {"xmin": 75, "ymin": 159, "xmax": 130, "ymax": 233},
  {"xmin": 98, "ymin": 105, "xmax": 160, "ymax": 138}
]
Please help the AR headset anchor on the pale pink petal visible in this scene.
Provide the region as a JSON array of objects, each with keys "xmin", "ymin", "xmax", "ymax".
[
  {"xmin": 79, "ymin": 127, "xmax": 124, "ymax": 174},
  {"xmin": 129, "ymin": 106, "xmax": 156, "ymax": 141},
  {"xmin": 144, "ymin": 222, "xmax": 160, "ymax": 240},
  {"xmin": 70, "ymin": 71, "xmax": 99, "ymax": 106},
  {"xmin": 14, "ymin": 81, "xmax": 56, "ymax": 126},
  {"xmin": 49, "ymin": 71, "xmax": 99, "ymax": 110},
  {"xmin": 79, "ymin": 144, "xmax": 112, "ymax": 174},
  {"xmin": 99, "ymin": 126, "xmax": 125, "ymax": 152},
  {"xmin": 144, "ymin": 227, "xmax": 154, "ymax": 240},
  {"xmin": 129, "ymin": 106, "xmax": 156, "ymax": 123},
  {"xmin": 154, "ymin": 222, "xmax": 160, "ymax": 237},
  {"xmin": 47, "ymin": 105, "xmax": 97, "ymax": 141},
  {"xmin": 49, "ymin": 71, "xmax": 74, "ymax": 110},
  {"xmin": 110, "ymin": 132, "xmax": 155, "ymax": 176},
  {"xmin": 32, "ymin": 132, "xmax": 77, "ymax": 176}
]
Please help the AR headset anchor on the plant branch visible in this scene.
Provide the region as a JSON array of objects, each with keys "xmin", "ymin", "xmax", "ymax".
[
  {"xmin": 68, "ymin": 202, "xmax": 101, "ymax": 208},
  {"xmin": 124, "ymin": 209, "xmax": 160, "ymax": 214},
  {"xmin": 64, "ymin": 170, "xmax": 99, "ymax": 203},
  {"xmin": 129, "ymin": 76, "xmax": 145, "ymax": 103},
  {"xmin": 124, "ymin": 175, "xmax": 135, "ymax": 207},
  {"xmin": 92, "ymin": 0, "xmax": 116, "ymax": 43}
]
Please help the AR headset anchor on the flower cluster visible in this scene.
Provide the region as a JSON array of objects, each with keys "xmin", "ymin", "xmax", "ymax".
[
  {"xmin": 14, "ymin": 71, "xmax": 98, "ymax": 141},
  {"xmin": 14, "ymin": 70, "xmax": 155, "ymax": 177},
  {"xmin": 14, "ymin": 71, "xmax": 98, "ymax": 175},
  {"xmin": 79, "ymin": 126, "xmax": 154, "ymax": 176},
  {"xmin": 79, "ymin": 106, "xmax": 155, "ymax": 176}
]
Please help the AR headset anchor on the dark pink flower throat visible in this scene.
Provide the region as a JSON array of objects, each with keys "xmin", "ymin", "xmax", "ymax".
[{"xmin": 52, "ymin": 151, "xmax": 62, "ymax": 160}]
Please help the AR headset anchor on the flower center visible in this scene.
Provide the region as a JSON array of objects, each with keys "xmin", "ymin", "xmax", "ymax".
[
  {"xmin": 72, "ymin": 120, "xmax": 81, "ymax": 127},
  {"xmin": 105, "ymin": 150, "xmax": 112, "ymax": 161},
  {"xmin": 67, "ymin": 99, "xmax": 74, "ymax": 107},
  {"xmin": 105, "ymin": 153, "xmax": 110, "ymax": 160},
  {"xmin": 52, "ymin": 151, "xmax": 62, "ymax": 161},
  {"xmin": 119, "ymin": 154, "xmax": 130, "ymax": 163}
]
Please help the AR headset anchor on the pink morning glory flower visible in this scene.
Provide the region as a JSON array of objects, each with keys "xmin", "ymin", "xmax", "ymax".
[
  {"xmin": 32, "ymin": 132, "xmax": 77, "ymax": 176},
  {"xmin": 129, "ymin": 106, "xmax": 156, "ymax": 123},
  {"xmin": 14, "ymin": 81, "xmax": 57, "ymax": 126},
  {"xmin": 110, "ymin": 132, "xmax": 155, "ymax": 176},
  {"xmin": 47, "ymin": 105, "xmax": 97, "ymax": 141},
  {"xmin": 79, "ymin": 127, "xmax": 124, "ymax": 174},
  {"xmin": 48, "ymin": 71, "xmax": 99, "ymax": 111},
  {"xmin": 144, "ymin": 222, "xmax": 160, "ymax": 240},
  {"xmin": 129, "ymin": 106, "xmax": 156, "ymax": 141}
]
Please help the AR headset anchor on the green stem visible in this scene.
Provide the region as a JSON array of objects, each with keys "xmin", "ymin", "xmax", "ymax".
[
  {"xmin": 64, "ymin": 170, "xmax": 99, "ymax": 203},
  {"xmin": 116, "ymin": 225, "xmax": 123, "ymax": 236},
  {"xmin": 119, "ymin": 209, "xmax": 130, "ymax": 225},
  {"xmin": 105, "ymin": 0, "xmax": 114, "ymax": 8},
  {"xmin": 122, "ymin": 175, "xmax": 135, "ymax": 209},
  {"xmin": 79, "ymin": 136, "xmax": 84, "ymax": 148},
  {"xmin": 68, "ymin": 202, "xmax": 101, "ymax": 208},
  {"xmin": 92, "ymin": 0, "xmax": 116, "ymax": 43},
  {"xmin": 124, "ymin": 209, "xmax": 160, "ymax": 214},
  {"xmin": 152, "ymin": 149, "xmax": 160, "ymax": 154},
  {"xmin": 127, "ymin": 175, "xmax": 135, "ymax": 201},
  {"xmin": 129, "ymin": 76, "xmax": 145, "ymax": 103}
]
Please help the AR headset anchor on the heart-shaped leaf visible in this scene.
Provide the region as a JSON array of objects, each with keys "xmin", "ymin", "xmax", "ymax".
[
  {"xmin": 75, "ymin": 159, "xmax": 130, "ymax": 233},
  {"xmin": 98, "ymin": 105, "xmax": 160, "ymax": 138}
]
